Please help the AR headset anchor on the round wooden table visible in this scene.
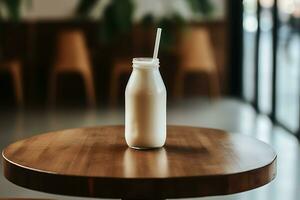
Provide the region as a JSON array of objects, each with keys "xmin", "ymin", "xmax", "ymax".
[{"xmin": 2, "ymin": 126, "xmax": 276, "ymax": 199}]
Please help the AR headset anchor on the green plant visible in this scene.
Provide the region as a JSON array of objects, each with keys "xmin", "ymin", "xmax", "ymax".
[
  {"xmin": 75, "ymin": 0, "xmax": 214, "ymax": 45},
  {"xmin": 0, "ymin": 0, "xmax": 22, "ymax": 21},
  {"xmin": 76, "ymin": 0, "xmax": 99, "ymax": 18},
  {"xmin": 76, "ymin": 0, "xmax": 134, "ymax": 43},
  {"xmin": 187, "ymin": 0, "xmax": 214, "ymax": 16},
  {"xmin": 99, "ymin": 0, "xmax": 134, "ymax": 43}
]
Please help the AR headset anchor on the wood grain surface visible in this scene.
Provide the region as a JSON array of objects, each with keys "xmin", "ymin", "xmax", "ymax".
[{"xmin": 2, "ymin": 126, "xmax": 276, "ymax": 199}]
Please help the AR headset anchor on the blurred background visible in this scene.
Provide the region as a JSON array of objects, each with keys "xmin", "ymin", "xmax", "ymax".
[
  {"xmin": 0, "ymin": 0, "xmax": 229, "ymax": 107},
  {"xmin": 0, "ymin": 0, "xmax": 299, "ymax": 200}
]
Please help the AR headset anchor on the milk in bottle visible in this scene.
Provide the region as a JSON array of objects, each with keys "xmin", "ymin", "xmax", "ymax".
[{"xmin": 125, "ymin": 58, "xmax": 166, "ymax": 149}]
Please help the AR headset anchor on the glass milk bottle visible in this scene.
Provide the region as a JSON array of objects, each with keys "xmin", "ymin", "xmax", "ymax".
[{"xmin": 125, "ymin": 58, "xmax": 166, "ymax": 149}]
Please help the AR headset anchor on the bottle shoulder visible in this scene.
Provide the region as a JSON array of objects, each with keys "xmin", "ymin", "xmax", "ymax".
[{"xmin": 126, "ymin": 70, "xmax": 166, "ymax": 95}]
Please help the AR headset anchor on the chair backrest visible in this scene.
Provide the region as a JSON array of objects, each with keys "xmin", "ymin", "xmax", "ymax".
[
  {"xmin": 55, "ymin": 30, "xmax": 90, "ymax": 70},
  {"xmin": 179, "ymin": 27, "xmax": 216, "ymax": 71}
]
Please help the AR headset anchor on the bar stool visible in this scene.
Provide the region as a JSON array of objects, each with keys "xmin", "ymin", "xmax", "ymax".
[
  {"xmin": 0, "ymin": 59, "xmax": 24, "ymax": 106},
  {"xmin": 173, "ymin": 27, "xmax": 220, "ymax": 99},
  {"xmin": 109, "ymin": 27, "xmax": 155, "ymax": 107},
  {"xmin": 109, "ymin": 58, "xmax": 131, "ymax": 107},
  {"xmin": 49, "ymin": 30, "xmax": 96, "ymax": 107}
]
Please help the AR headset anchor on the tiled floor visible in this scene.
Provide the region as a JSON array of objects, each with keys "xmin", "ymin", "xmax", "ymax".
[{"xmin": 0, "ymin": 98, "xmax": 299, "ymax": 200}]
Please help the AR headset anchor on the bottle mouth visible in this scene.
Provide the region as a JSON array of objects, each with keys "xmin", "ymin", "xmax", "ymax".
[{"xmin": 132, "ymin": 57, "xmax": 159, "ymax": 68}]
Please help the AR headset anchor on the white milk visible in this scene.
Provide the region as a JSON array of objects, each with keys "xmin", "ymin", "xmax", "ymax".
[{"xmin": 125, "ymin": 58, "xmax": 166, "ymax": 149}]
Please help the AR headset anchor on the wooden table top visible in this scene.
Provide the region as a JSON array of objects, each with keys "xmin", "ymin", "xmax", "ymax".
[{"xmin": 2, "ymin": 126, "xmax": 276, "ymax": 199}]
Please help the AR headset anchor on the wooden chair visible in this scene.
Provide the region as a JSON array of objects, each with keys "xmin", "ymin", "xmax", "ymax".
[
  {"xmin": 109, "ymin": 27, "xmax": 155, "ymax": 107},
  {"xmin": 49, "ymin": 30, "xmax": 96, "ymax": 107},
  {"xmin": 109, "ymin": 58, "xmax": 131, "ymax": 107},
  {"xmin": 0, "ymin": 59, "xmax": 24, "ymax": 106},
  {"xmin": 173, "ymin": 27, "xmax": 220, "ymax": 99}
]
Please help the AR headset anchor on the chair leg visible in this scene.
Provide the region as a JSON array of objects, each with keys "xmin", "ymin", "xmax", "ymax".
[
  {"xmin": 10, "ymin": 63, "xmax": 24, "ymax": 107},
  {"xmin": 207, "ymin": 71, "xmax": 220, "ymax": 99},
  {"xmin": 83, "ymin": 71, "xmax": 96, "ymax": 108},
  {"xmin": 49, "ymin": 71, "xmax": 57, "ymax": 106},
  {"xmin": 173, "ymin": 69, "xmax": 186, "ymax": 99},
  {"xmin": 109, "ymin": 69, "xmax": 120, "ymax": 108}
]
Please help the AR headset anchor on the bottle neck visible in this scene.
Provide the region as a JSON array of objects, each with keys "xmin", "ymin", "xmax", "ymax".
[
  {"xmin": 132, "ymin": 64, "xmax": 159, "ymax": 70},
  {"xmin": 132, "ymin": 57, "xmax": 160, "ymax": 69}
]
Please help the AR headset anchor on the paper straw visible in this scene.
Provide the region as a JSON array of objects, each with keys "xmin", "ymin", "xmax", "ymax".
[{"xmin": 153, "ymin": 28, "xmax": 162, "ymax": 59}]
